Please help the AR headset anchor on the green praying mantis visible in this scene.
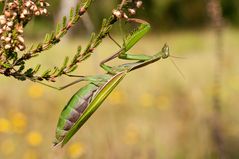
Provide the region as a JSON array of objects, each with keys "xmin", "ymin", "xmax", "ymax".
[{"xmin": 52, "ymin": 21, "xmax": 172, "ymax": 147}]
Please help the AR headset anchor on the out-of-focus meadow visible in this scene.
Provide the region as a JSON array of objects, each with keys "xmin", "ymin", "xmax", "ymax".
[{"xmin": 1, "ymin": 1, "xmax": 239, "ymax": 159}]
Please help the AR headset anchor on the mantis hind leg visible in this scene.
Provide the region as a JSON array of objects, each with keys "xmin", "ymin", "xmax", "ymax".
[
  {"xmin": 35, "ymin": 75, "xmax": 103, "ymax": 90},
  {"xmin": 35, "ymin": 78, "xmax": 88, "ymax": 90}
]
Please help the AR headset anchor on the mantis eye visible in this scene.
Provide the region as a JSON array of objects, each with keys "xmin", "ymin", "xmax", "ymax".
[{"xmin": 162, "ymin": 43, "xmax": 170, "ymax": 59}]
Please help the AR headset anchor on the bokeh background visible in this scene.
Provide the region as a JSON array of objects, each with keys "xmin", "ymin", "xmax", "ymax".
[{"xmin": 0, "ymin": 0, "xmax": 239, "ymax": 159}]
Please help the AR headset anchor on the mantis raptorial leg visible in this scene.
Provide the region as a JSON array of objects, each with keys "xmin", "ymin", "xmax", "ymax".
[{"xmin": 100, "ymin": 22, "xmax": 157, "ymax": 73}]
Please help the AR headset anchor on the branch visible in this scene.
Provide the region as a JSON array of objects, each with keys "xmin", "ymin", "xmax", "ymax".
[
  {"xmin": 15, "ymin": 0, "xmax": 94, "ymax": 63},
  {"xmin": 0, "ymin": 0, "xmax": 144, "ymax": 86}
]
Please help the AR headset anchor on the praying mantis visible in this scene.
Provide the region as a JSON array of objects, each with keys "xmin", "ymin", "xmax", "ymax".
[{"xmin": 52, "ymin": 22, "xmax": 171, "ymax": 147}]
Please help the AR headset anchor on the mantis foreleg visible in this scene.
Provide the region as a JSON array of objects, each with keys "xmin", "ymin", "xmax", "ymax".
[
  {"xmin": 100, "ymin": 22, "xmax": 152, "ymax": 73},
  {"xmin": 118, "ymin": 53, "xmax": 152, "ymax": 61}
]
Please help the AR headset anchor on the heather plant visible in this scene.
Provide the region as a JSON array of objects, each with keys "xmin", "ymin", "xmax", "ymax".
[{"xmin": 0, "ymin": 0, "xmax": 144, "ymax": 83}]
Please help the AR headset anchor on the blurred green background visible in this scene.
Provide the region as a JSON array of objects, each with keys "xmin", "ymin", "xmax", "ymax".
[
  {"xmin": 21, "ymin": 0, "xmax": 239, "ymax": 36},
  {"xmin": 0, "ymin": 0, "xmax": 239, "ymax": 159}
]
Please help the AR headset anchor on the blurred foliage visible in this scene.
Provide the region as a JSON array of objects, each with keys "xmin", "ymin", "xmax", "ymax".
[
  {"xmin": 143, "ymin": 0, "xmax": 239, "ymax": 28},
  {"xmin": 221, "ymin": 0, "xmax": 239, "ymax": 25},
  {"xmin": 1, "ymin": 29, "xmax": 239, "ymax": 158},
  {"xmin": 21, "ymin": 0, "xmax": 239, "ymax": 36}
]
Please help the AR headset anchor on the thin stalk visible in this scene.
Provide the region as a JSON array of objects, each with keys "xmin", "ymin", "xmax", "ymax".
[{"xmin": 207, "ymin": 0, "xmax": 226, "ymax": 158}]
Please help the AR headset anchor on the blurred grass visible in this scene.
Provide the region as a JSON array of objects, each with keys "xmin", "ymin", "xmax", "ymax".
[{"xmin": 0, "ymin": 28, "xmax": 239, "ymax": 159}]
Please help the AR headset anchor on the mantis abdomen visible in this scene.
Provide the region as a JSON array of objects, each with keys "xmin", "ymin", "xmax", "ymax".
[
  {"xmin": 54, "ymin": 72, "xmax": 127, "ymax": 147},
  {"xmin": 55, "ymin": 83, "xmax": 99, "ymax": 145}
]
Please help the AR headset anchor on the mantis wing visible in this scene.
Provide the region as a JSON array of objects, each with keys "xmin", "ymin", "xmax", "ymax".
[{"xmin": 61, "ymin": 71, "xmax": 127, "ymax": 147}]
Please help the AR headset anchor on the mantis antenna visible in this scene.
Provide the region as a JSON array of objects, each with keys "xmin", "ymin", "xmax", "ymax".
[
  {"xmin": 170, "ymin": 55, "xmax": 186, "ymax": 59},
  {"xmin": 170, "ymin": 58, "xmax": 185, "ymax": 80}
]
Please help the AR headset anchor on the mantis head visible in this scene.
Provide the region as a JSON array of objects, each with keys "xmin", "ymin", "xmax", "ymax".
[
  {"xmin": 161, "ymin": 43, "xmax": 185, "ymax": 79},
  {"xmin": 161, "ymin": 43, "xmax": 170, "ymax": 59}
]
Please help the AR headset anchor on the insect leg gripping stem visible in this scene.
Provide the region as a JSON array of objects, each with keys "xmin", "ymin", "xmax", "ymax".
[{"xmin": 35, "ymin": 76, "xmax": 103, "ymax": 90}]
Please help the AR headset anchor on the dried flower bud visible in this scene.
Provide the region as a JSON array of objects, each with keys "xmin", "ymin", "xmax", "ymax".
[
  {"xmin": 33, "ymin": 6, "xmax": 38, "ymax": 12},
  {"xmin": 6, "ymin": 26, "xmax": 12, "ymax": 31},
  {"xmin": 136, "ymin": 1, "xmax": 143, "ymax": 8},
  {"xmin": 20, "ymin": 13, "xmax": 25, "ymax": 19},
  {"xmin": 0, "ymin": 15, "xmax": 6, "ymax": 25},
  {"xmin": 17, "ymin": 36, "xmax": 24, "ymax": 43},
  {"xmin": 45, "ymin": 2, "xmax": 50, "ymax": 7},
  {"xmin": 17, "ymin": 28, "xmax": 23, "ymax": 33},
  {"xmin": 5, "ymin": 37, "xmax": 11, "ymax": 42},
  {"xmin": 4, "ymin": 11, "xmax": 11, "ymax": 18},
  {"xmin": 5, "ymin": 44, "xmax": 11, "ymax": 49},
  {"xmin": 128, "ymin": 8, "xmax": 136, "ymax": 15},
  {"xmin": 18, "ymin": 44, "xmax": 25, "ymax": 51},
  {"xmin": 23, "ymin": 9, "xmax": 28, "ymax": 15},
  {"xmin": 25, "ymin": 1, "xmax": 32, "ymax": 7},
  {"xmin": 43, "ymin": 8, "xmax": 48, "ymax": 14},
  {"xmin": 12, "ymin": 12, "xmax": 17, "ymax": 17},
  {"xmin": 123, "ymin": 13, "xmax": 129, "ymax": 19},
  {"xmin": 7, "ymin": 21, "xmax": 13, "ymax": 27},
  {"xmin": 14, "ymin": 47, "xmax": 19, "ymax": 52},
  {"xmin": 34, "ymin": 11, "xmax": 40, "ymax": 16},
  {"xmin": 112, "ymin": 9, "xmax": 122, "ymax": 19},
  {"xmin": 40, "ymin": 2, "xmax": 44, "ymax": 7}
]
